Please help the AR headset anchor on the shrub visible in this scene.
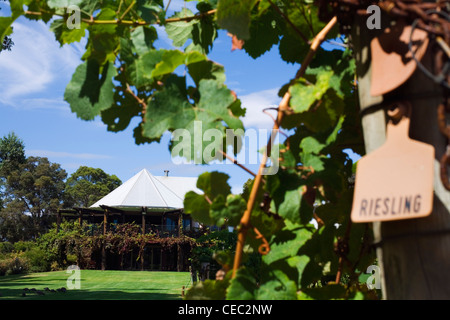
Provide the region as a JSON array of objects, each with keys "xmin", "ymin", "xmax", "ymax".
[
  {"xmin": 22, "ymin": 246, "xmax": 50, "ymax": 273},
  {"xmin": 0, "ymin": 242, "xmax": 14, "ymax": 254},
  {"xmin": 0, "ymin": 253, "xmax": 29, "ymax": 276}
]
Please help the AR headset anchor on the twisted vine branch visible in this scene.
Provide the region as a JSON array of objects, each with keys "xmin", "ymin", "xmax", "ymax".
[{"xmin": 231, "ymin": 16, "xmax": 339, "ymax": 278}]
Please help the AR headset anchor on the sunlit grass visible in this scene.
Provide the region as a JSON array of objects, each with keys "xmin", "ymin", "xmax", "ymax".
[{"xmin": 0, "ymin": 270, "xmax": 191, "ymax": 300}]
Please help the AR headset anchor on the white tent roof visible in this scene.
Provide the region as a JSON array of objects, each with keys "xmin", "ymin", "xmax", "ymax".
[{"xmin": 90, "ymin": 169, "xmax": 201, "ymax": 211}]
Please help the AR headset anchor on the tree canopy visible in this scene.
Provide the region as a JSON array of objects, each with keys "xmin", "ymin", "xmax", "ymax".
[
  {"xmin": 0, "ymin": 132, "xmax": 122, "ymax": 241},
  {"xmin": 65, "ymin": 166, "xmax": 121, "ymax": 207}
]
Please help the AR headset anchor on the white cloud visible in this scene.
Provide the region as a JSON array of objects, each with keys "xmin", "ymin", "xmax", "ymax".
[
  {"xmin": 239, "ymin": 88, "xmax": 281, "ymax": 130},
  {"xmin": 27, "ymin": 150, "xmax": 112, "ymax": 160},
  {"xmin": 0, "ymin": 18, "xmax": 83, "ymax": 107}
]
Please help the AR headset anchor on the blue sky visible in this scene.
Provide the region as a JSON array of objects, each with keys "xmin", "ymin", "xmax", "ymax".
[{"xmin": 0, "ymin": 1, "xmax": 311, "ymax": 194}]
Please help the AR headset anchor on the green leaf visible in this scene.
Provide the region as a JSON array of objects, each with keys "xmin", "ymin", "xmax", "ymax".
[
  {"xmin": 224, "ymin": 194, "xmax": 246, "ymax": 226},
  {"xmin": 151, "ymin": 50, "xmax": 186, "ymax": 77},
  {"xmin": 197, "ymin": 79, "xmax": 242, "ymax": 129},
  {"xmin": 196, "ymin": 171, "xmax": 231, "ymax": 200},
  {"xmin": 278, "ymin": 188, "xmax": 302, "ymax": 223},
  {"xmin": 187, "ymin": 59, "xmax": 226, "ymax": 86},
  {"xmin": 263, "ymin": 222, "xmax": 313, "ymax": 265},
  {"xmin": 226, "ymin": 267, "xmax": 257, "ymax": 300},
  {"xmin": 189, "ymin": 12, "xmax": 217, "ymax": 54},
  {"xmin": 136, "ymin": 0, "xmax": 163, "ymax": 23},
  {"xmin": 131, "ymin": 26, "xmax": 157, "ymax": 55},
  {"xmin": 165, "ymin": 8, "xmax": 197, "ymax": 47},
  {"xmin": 64, "ymin": 60, "xmax": 117, "ymax": 120},
  {"xmin": 289, "ymin": 69, "xmax": 334, "ymax": 113},
  {"xmin": 50, "ymin": 18, "xmax": 87, "ymax": 46},
  {"xmin": 47, "ymin": 0, "xmax": 84, "ymax": 8},
  {"xmin": 185, "ymin": 279, "xmax": 230, "ymax": 300},
  {"xmin": 100, "ymin": 87, "xmax": 142, "ymax": 132},
  {"xmin": 127, "ymin": 49, "xmax": 165, "ymax": 88},
  {"xmin": 257, "ymin": 269, "xmax": 298, "ymax": 300},
  {"xmin": 299, "ymin": 116, "xmax": 345, "ymax": 155},
  {"xmin": 300, "ymin": 284, "xmax": 348, "ymax": 300},
  {"xmin": 150, "ymin": 50, "xmax": 207, "ymax": 78},
  {"xmin": 216, "ymin": 0, "xmax": 258, "ymax": 40},
  {"xmin": 82, "ymin": 8, "xmax": 119, "ymax": 64},
  {"xmin": 142, "ymin": 74, "xmax": 193, "ymax": 139},
  {"xmin": 0, "ymin": 17, "xmax": 14, "ymax": 43},
  {"xmin": 210, "ymin": 193, "xmax": 246, "ymax": 227},
  {"xmin": 184, "ymin": 190, "xmax": 213, "ymax": 225},
  {"xmin": 243, "ymin": 7, "xmax": 281, "ymax": 59}
]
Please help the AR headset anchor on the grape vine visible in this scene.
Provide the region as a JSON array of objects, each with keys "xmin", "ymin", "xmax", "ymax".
[{"xmin": 1, "ymin": 0, "xmax": 378, "ymax": 299}]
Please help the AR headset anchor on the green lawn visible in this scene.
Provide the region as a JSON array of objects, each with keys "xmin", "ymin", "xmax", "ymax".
[{"xmin": 0, "ymin": 270, "xmax": 191, "ymax": 300}]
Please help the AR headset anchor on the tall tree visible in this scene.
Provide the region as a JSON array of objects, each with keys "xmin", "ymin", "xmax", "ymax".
[
  {"xmin": 0, "ymin": 131, "xmax": 26, "ymax": 177},
  {"xmin": 5, "ymin": 156, "xmax": 67, "ymax": 236},
  {"xmin": 65, "ymin": 166, "xmax": 121, "ymax": 207}
]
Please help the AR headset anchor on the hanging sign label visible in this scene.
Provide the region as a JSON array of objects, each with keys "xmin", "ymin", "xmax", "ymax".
[{"xmin": 351, "ymin": 110, "xmax": 435, "ymax": 223}]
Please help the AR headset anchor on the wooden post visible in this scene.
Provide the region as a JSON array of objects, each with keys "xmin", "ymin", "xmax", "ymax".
[
  {"xmin": 142, "ymin": 208, "xmax": 146, "ymax": 235},
  {"xmin": 101, "ymin": 208, "xmax": 109, "ymax": 271},
  {"xmin": 354, "ymin": 14, "xmax": 450, "ymax": 299},
  {"xmin": 56, "ymin": 210, "xmax": 61, "ymax": 233},
  {"xmin": 178, "ymin": 211, "xmax": 183, "ymax": 237},
  {"xmin": 177, "ymin": 243, "xmax": 183, "ymax": 272}
]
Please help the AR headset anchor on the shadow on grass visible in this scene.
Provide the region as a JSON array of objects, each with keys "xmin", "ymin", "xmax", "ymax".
[
  {"xmin": 0, "ymin": 273, "xmax": 184, "ymax": 300},
  {"xmin": 0, "ymin": 287, "xmax": 182, "ymax": 300}
]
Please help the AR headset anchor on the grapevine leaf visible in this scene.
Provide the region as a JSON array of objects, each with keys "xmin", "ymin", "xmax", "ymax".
[
  {"xmin": 196, "ymin": 171, "xmax": 231, "ymax": 200},
  {"xmin": 216, "ymin": 0, "xmax": 258, "ymax": 40},
  {"xmin": 136, "ymin": 0, "xmax": 163, "ymax": 23},
  {"xmin": 127, "ymin": 49, "xmax": 165, "ymax": 88},
  {"xmin": 278, "ymin": 29, "xmax": 309, "ymax": 64},
  {"xmin": 277, "ymin": 187, "xmax": 313, "ymax": 224},
  {"xmin": 257, "ymin": 269, "xmax": 298, "ymax": 300},
  {"xmin": 243, "ymin": 7, "xmax": 281, "ymax": 59},
  {"xmin": 263, "ymin": 222, "xmax": 313, "ymax": 265},
  {"xmin": 210, "ymin": 193, "xmax": 246, "ymax": 227},
  {"xmin": 82, "ymin": 8, "xmax": 119, "ymax": 64},
  {"xmin": 50, "ymin": 18, "xmax": 87, "ymax": 46},
  {"xmin": 64, "ymin": 60, "xmax": 117, "ymax": 121},
  {"xmin": 0, "ymin": 17, "xmax": 14, "ymax": 43},
  {"xmin": 189, "ymin": 12, "xmax": 217, "ymax": 54},
  {"xmin": 289, "ymin": 69, "xmax": 334, "ymax": 114},
  {"xmin": 131, "ymin": 26, "xmax": 157, "ymax": 55},
  {"xmin": 300, "ymin": 284, "xmax": 347, "ymax": 300},
  {"xmin": 299, "ymin": 116, "xmax": 345, "ymax": 156},
  {"xmin": 184, "ymin": 190, "xmax": 214, "ymax": 225},
  {"xmin": 100, "ymin": 86, "xmax": 142, "ymax": 132},
  {"xmin": 151, "ymin": 49, "xmax": 186, "ymax": 77},
  {"xmin": 185, "ymin": 279, "xmax": 229, "ymax": 300},
  {"xmin": 142, "ymin": 74, "xmax": 193, "ymax": 139},
  {"xmin": 187, "ymin": 59, "xmax": 226, "ymax": 86},
  {"xmin": 184, "ymin": 171, "xmax": 235, "ymax": 226},
  {"xmin": 226, "ymin": 267, "xmax": 257, "ymax": 300},
  {"xmin": 165, "ymin": 8, "xmax": 197, "ymax": 47},
  {"xmin": 197, "ymin": 79, "xmax": 242, "ymax": 130},
  {"xmin": 151, "ymin": 50, "xmax": 206, "ymax": 78},
  {"xmin": 224, "ymin": 194, "xmax": 247, "ymax": 226}
]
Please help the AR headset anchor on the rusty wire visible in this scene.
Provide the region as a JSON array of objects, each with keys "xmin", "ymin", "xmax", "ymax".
[
  {"xmin": 319, "ymin": 1, "xmax": 450, "ymax": 190},
  {"xmin": 319, "ymin": 0, "xmax": 450, "ymax": 36}
]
